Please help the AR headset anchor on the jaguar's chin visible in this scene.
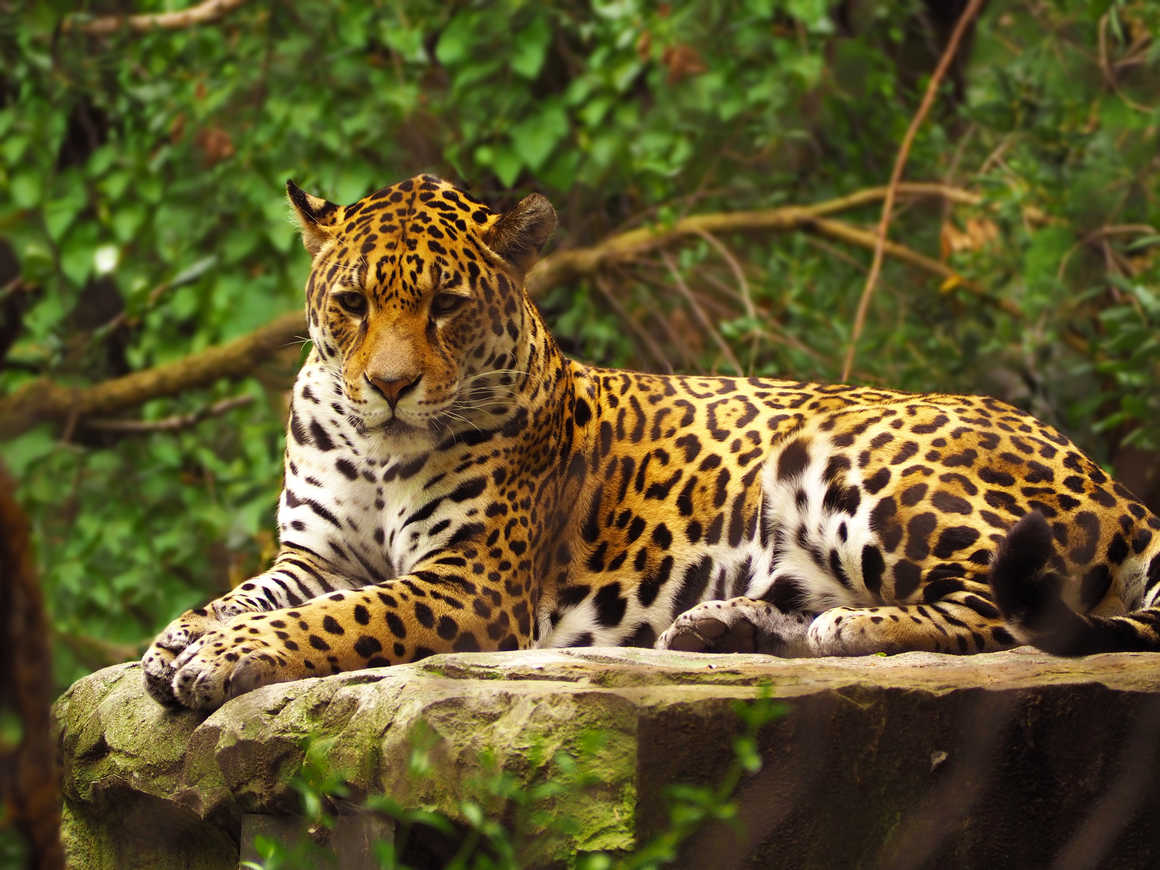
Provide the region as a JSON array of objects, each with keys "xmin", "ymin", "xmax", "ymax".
[{"xmin": 356, "ymin": 415, "xmax": 437, "ymax": 455}]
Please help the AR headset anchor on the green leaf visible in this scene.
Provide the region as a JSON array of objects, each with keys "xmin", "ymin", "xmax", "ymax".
[
  {"xmin": 59, "ymin": 221, "xmax": 102, "ymax": 285},
  {"xmin": 43, "ymin": 186, "xmax": 87, "ymax": 242},
  {"xmin": 435, "ymin": 11, "xmax": 478, "ymax": 67},
  {"xmin": 511, "ymin": 104, "xmax": 569, "ymax": 171},
  {"xmin": 491, "ymin": 147, "xmax": 523, "ymax": 188},
  {"xmin": 511, "ymin": 14, "xmax": 552, "ymax": 79},
  {"xmin": 111, "ymin": 203, "xmax": 147, "ymax": 243},
  {"xmin": 10, "ymin": 171, "xmax": 43, "ymax": 209}
]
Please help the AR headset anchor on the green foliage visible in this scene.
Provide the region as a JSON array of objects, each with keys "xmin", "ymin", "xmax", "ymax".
[
  {"xmin": 244, "ymin": 686, "xmax": 784, "ymax": 868},
  {"xmin": 0, "ymin": 1, "xmax": 1158, "ymax": 697}
]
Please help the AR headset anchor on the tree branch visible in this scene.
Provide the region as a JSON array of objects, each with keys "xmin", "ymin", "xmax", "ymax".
[
  {"xmin": 62, "ymin": 0, "xmax": 247, "ymax": 35},
  {"xmin": 0, "ymin": 311, "xmax": 304, "ymax": 440},
  {"xmin": 525, "ymin": 181, "xmax": 987, "ymax": 295},
  {"xmin": 0, "ymin": 182, "xmax": 1011, "ymax": 441},
  {"xmin": 81, "ymin": 394, "xmax": 255, "ymax": 435},
  {"xmin": 839, "ymin": 0, "xmax": 987, "ymax": 382}
]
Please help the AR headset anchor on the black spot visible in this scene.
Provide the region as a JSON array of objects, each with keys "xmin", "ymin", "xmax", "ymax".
[
  {"xmin": 354, "ymin": 635, "xmax": 383, "ymax": 658},
  {"xmin": 594, "ymin": 583, "xmax": 628, "ymax": 627},
  {"xmin": 823, "ymin": 455, "xmax": 852, "ymax": 482},
  {"xmin": 865, "ymin": 468, "xmax": 891, "ymax": 494},
  {"xmin": 923, "ymin": 576, "xmax": 965, "ymax": 602},
  {"xmin": 670, "ymin": 556, "xmax": 713, "ymax": 619},
  {"xmin": 861, "ymin": 546, "xmax": 885, "ymax": 596},
  {"xmin": 625, "ymin": 622, "xmax": 657, "ymax": 648},
  {"xmin": 322, "ymin": 615, "xmax": 345, "ymax": 635},
  {"xmin": 893, "ymin": 561, "xmax": 922, "ymax": 599},
  {"xmin": 436, "ymin": 616, "xmax": 457, "ymax": 639},
  {"xmin": 309, "ymin": 420, "xmax": 335, "ymax": 451},
  {"xmin": 871, "ymin": 497, "xmax": 903, "ymax": 552},
  {"xmin": 449, "ymin": 477, "xmax": 487, "ymax": 502},
  {"xmin": 904, "ymin": 512, "xmax": 937, "ymax": 561},
  {"xmin": 979, "ymin": 470, "xmax": 1016, "ymax": 491},
  {"xmin": 574, "ymin": 398, "xmax": 592, "ymax": 427},
  {"xmin": 452, "ymin": 633, "xmax": 480, "ymax": 652},
  {"xmin": 353, "ymin": 605, "xmax": 370, "ymax": 625},
  {"xmin": 777, "ymin": 439, "xmax": 810, "ymax": 481},
  {"xmin": 1068, "ymin": 511, "xmax": 1101, "ymax": 564},
  {"xmin": 335, "ymin": 458, "xmax": 358, "ymax": 480},
  {"xmin": 932, "ymin": 526, "xmax": 981, "ymax": 559},
  {"xmin": 829, "ymin": 549, "xmax": 851, "ymax": 588},
  {"xmin": 386, "ymin": 612, "xmax": 407, "ymax": 638},
  {"xmin": 1106, "ymin": 533, "xmax": 1129, "ymax": 565},
  {"xmin": 586, "ymin": 542, "xmax": 608, "ymax": 572},
  {"xmin": 308, "ymin": 634, "xmax": 330, "ymax": 651},
  {"xmin": 900, "ymin": 483, "xmax": 928, "ymax": 506},
  {"xmin": 891, "ymin": 442, "xmax": 919, "ymax": 465},
  {"xmin": 930, "ymin": 491, "xmax": 972, "ymax": 515},
  {"xmin": 762, "ymin": 575, "xmax": 807, "ymax": 611},
  {"xmin": 638, "ymin": 556, "xmax": 673, "ymax": 606},
  {"xmin": 414, "ymin": 602, "xmax": 434, "ymax": 628}
]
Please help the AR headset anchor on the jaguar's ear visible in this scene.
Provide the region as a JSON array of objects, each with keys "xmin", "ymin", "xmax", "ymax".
[
  {"xmin": 286, "ymin": 179, "xmax": 340, "ymax": 257},
  {"xmin": 483, "ymin": 193, "xmax": 557, "ymax": 275}
]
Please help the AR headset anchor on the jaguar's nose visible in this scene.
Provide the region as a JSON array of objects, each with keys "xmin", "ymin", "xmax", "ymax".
[{"xmin": 365, "ymin": 373, "xmax": 421, "ymax": 409}]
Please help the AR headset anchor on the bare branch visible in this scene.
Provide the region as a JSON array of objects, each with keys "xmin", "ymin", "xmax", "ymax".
[
  {"xmin": 526, "ymin": 181, "xmax": 990, "ymax": 296},
  {"xmin": 594, "ymin": 274, "xmax": 674, "ymax": 374},
  {"xmin": 62, "ymin": 0, "xmax": 247, "ymax": 35},
  {"xmin": 660, "ymin": 251, "xmax": 744, "ymax": 374},
  {"xmin": 0, "ymin": 311, "xmax": 303, "ymax": 440},
  {"xmin": 839, "ymin": 0, "xmax": 987, "ymax": 382},
  {"xmin": 81, "ymin": 394, "xmax": 255, "ymax": 435},
  {"xmin": 808, "ymin": 216, "xmax": 1023, "ymax": 319}
]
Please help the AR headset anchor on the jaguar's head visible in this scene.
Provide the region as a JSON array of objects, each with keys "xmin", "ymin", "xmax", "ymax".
[{"xmin": 288, "ymin": 174, "xmax": 556, "ymax": 454}]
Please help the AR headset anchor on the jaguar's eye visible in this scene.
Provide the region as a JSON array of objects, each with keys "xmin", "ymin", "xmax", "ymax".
[
  {"xmin": 431, "ymin": 292, "xmax": 468, "ymax": 318},
  {"xmin": 333, "ymin": 291, "xmax": 367, "ymax": 316}
]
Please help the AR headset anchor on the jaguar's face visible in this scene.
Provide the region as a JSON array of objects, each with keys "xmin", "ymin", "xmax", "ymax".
[{"xmin": 288, "ymin": 174, "xmax": 556, "ymax": 453}]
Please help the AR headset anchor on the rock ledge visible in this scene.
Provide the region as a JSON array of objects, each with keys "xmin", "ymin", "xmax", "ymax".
[{"xmin": 54, "ymin": 647, "xmax": 1160, "ymax": 868}]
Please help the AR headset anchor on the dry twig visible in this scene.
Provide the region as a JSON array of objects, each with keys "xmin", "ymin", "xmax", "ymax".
[
  {"xmin": 839, "ymin": 0, "xmax": 987, "ymax": 382},
  {"xmin": 62, "ymin": 0, "xmax": 247, "ymax": 35},
  {"xmin": 660, "ymin": 251, "xmax": 743, "ymax": 373},
  {"xmin": 81, "ymin": 394, "xmax": 255, "ymax": 435}
]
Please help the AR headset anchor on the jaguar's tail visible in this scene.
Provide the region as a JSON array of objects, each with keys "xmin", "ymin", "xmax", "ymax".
[{"xmin": 989, "ymin": 511, "xmax": 1160, "ymax": 654}]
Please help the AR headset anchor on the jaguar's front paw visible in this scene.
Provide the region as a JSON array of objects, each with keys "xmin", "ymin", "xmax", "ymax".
[
  {"xmin": 168, "ymin": 615, "xmax": 306, "ymax": 711},
  {"xmin": 142, "ymin": 600, "xmax": 259, "ymax": 706},
  {"xmin": 655, "ymin": 597, "xmax": 813, "ymax": 656},
  {"xmin": 142, "ymin": 607, "xmax": 224, "ymax": 706}
]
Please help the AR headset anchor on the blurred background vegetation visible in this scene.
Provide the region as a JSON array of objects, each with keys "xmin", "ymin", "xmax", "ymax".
[{"xmin": 1, "ymin": 0, "xmax": 1159, "ymax": 699}]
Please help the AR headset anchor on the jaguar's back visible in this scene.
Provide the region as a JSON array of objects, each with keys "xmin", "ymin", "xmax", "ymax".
[{"xmin": 143, "ymin": 175, "xmax": 1160, "ymax": 711}]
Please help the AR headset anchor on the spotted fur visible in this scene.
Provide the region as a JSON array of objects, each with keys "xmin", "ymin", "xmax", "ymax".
[{"xmin": 142, "ymin": 175, "xmax": 1160, "ymax": 710}]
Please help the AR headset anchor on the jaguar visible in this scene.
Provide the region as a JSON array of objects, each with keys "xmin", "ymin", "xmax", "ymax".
[{"xmin": 143, "ymin": 174, "xmax": 1160, "ymax": 711}]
